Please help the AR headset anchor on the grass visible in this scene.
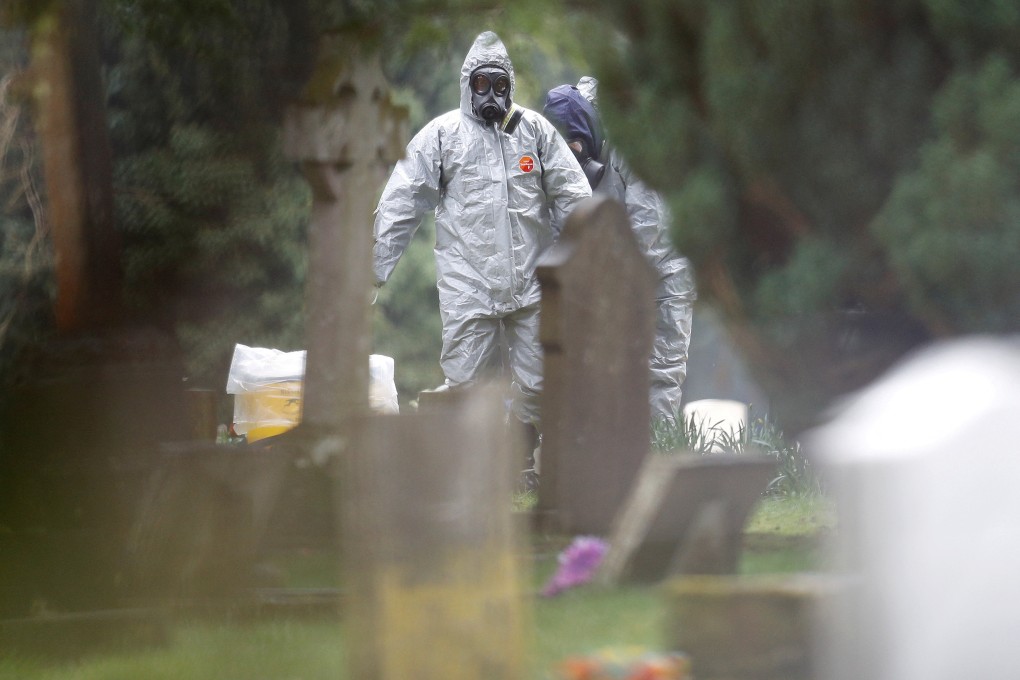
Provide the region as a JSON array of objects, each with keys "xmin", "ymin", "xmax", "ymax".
[
  {"xmin": 745, "ymin": 493, "xmax": 836, "ymax": 537},
  {"xmin": 652, "ymin": 410, "xmax": 824, "ymax": 498},
  {"xmin": 0, "ymin": 493, "xmax": 832, "ymax": 679},
  {"xmin": 0, "ymin": 620, "xmax": 348, "ymax": 679},
  {"xmin": 741, "ymin": 494, "xmax": 837, "ymax": 574}
]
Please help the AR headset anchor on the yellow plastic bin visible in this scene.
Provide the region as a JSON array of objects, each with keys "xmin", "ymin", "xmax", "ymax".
[
  {"xmin": 233, "ymin": 379, "xmax": 303, "ymax": 442},
  {"xmin": 226, "ymin": 344, "xmax": 399, "ymax": 443},
  {"xmin": 226, "ymin": 344, "xmax": 306, "ymax": 443}
]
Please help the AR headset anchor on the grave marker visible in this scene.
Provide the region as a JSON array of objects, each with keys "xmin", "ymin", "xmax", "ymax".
[
  {"xmin": 341, "ymin": 383, "xmax": 529, "ymax": 680},
  {"xmin": 536, "ymin": 196, "xmax": 656, "ymax": 535},
  {"xmin": 809, "ymin": 337, "xmax": 1020, "ymax": 680},
  {"xmin": 598, "ymin": 453, "xmax": 775, "ymax": 584}
]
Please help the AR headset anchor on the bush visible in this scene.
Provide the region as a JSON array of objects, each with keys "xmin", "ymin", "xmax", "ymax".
[{"xmin": 651, "ymin": 411, "xmax": 823, "ymax": 497}]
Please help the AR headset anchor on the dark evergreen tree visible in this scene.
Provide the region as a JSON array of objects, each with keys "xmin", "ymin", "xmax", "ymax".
[
  {"xmin": 0, "ymin": 31, "xmax": 51, "ymax": 400},
  {"xmin": 98, "ymin": 0, "xmax": 319, "ymax": 387},
  {"xmin": 584, "ymin": 0, "xmax": 1020, "ymax": 431}
]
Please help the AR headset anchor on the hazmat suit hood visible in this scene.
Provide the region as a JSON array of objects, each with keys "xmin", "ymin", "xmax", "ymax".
[
  {"xmin": 576, "ymin": 75, "xmax": 598, "ymax": 105},
  {"xmin": 460, "ymin": 31, "xmax": 516, "ymax": 122}
]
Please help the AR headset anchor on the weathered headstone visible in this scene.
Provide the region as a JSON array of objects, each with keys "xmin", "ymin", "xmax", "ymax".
[
  {"xmin": 341, "ymin": 383, "xmax": 529, "ymax": 680},
  {"xmin": 598, "ymin": 453, "xmax": 775, "ymax": 584},
  {"xmin": 536, "ymin": 195, "xmax": 656, "ymax": 535}
]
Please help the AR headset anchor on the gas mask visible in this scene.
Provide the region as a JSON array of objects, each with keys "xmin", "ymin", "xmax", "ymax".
[
  {"xmin": 470, "ymin": 66, "xmax": 523, "ymax": 134},
  {"xmin": 567, "ymin": 140, "xmax": 606, "ymax": 189}
]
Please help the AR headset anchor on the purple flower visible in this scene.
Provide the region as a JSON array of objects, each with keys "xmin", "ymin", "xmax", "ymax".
[{"xmin": 541, "ymin": 535, "xmax": 609, "ymax": 597}]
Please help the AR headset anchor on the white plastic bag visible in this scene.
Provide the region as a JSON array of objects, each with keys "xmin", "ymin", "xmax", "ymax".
[
  {"xmin": 225, "ymin": 344, "xmax": 399, "ymax": 439},
  {"xmin": 368, "ymin": 354, "xmax": 399, "ymax": 414}
]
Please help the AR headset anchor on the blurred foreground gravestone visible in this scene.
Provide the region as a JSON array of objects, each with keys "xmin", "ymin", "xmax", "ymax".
[
  {"xmin": 341, "ymin": 383, "xmax": 529, "ymax": 680},
  {"xmin": 536, "ymin": 196, "xmax": 656, "ymax": 535},
  {"xmin": 807, "ymin": 337, "xmax": 1020, "ymax": 680},
  {"xmin": 123, "ymin": 442, "xmax": 294, "ymax": 605},
  {"xmin": 663, "ymin": 573, "xmax": 842, "ymax": 680}
]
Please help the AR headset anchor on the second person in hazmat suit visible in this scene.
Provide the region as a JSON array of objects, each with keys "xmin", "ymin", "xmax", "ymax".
[
  {"xmin": 544, "ymin": 76, "xmax": 697, "ymax": 423},
  {"xmin": 373, "ymin": 32, "xmax": 591, "ymax": 472}
]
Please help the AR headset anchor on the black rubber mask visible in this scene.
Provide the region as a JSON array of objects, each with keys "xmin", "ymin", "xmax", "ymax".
[{"xmin": 470, "ymin": 66, "xmax": 518, "ymax": 131}]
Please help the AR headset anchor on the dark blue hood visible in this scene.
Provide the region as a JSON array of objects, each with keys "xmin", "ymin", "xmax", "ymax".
[{"xmin": 543, "ymin": 84, "xmax": 604, "ymax": 161}]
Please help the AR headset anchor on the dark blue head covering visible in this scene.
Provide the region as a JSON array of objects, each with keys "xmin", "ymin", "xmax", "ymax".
[{"xmin": 543, "ymin": 84, "xmax": 604, "ymax": 161}]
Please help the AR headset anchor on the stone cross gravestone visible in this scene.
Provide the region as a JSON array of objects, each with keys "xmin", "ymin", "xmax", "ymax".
[
  {"xmin": 536, "ymin": 195, "xmax": 657, "ymax": 535},
  {"xmin": 341, "ymin": 383, "xmax": 529, "ymax": 680},
  {"xmin": 283, "ymin": 32, "xmax": 407, "ymax": 432}
]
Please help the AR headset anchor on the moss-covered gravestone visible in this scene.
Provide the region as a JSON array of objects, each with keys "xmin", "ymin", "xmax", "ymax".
[{"xmin": 341, "ymin": 383, "xmax": 529, "ymax": 680}]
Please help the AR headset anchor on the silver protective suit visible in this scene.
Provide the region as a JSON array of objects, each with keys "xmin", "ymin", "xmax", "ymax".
[
  {"xmin": 373, "ymin": 32, "xmax": 591, "ymax": 427},
  {"xmin": 577, "ymin": 77, "xmax": 697, "ymax": 422}
]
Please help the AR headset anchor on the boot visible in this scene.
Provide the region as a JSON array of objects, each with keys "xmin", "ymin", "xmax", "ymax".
[{"xmin": 518, "ymin": 422, "xmax": 541, "ymax": 493}]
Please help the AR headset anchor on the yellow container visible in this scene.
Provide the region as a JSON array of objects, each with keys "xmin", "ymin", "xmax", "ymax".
[{"xmin": 234, "ymin": 380, "xmax": 303, "ymax": 442}]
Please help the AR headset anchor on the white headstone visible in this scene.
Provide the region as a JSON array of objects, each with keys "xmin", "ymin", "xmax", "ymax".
[{"xmin": 807, "ymin": 336, "xmax": 1020, "ymax": 680}]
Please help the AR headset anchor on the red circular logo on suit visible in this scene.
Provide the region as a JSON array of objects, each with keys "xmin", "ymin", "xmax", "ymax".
[{"xmin": 519, "ymin": 155, "xmax": 535, "ymax": 172}]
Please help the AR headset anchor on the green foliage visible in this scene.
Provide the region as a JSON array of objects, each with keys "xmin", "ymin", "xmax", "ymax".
[
  {"xmin": 115, "ymin": 124, "xmax": 309, "ymax": 384},
  {"xmin": 873, "ymin": 55, "xmax": 1020, "ymax": 333},
  {"xmin": 97, "ymin": 0, "xmax": 317, "ymax": 386},
  {"xmin": 652, "ymin": 411, "xmax": 823, "ymax": 497},
  {"xmin": 667, "ymin": 166, "xmax": 736, "ymax": 260},
  {"xmin": 371, "ymin": 216, "xmax": 444, "ymax": 404},
  {"xmin": 753, "ymin": 238, "xmax": 852, "ymax": 347},
  {"xmin": 582, "ymin": 0, "xmax": 1020, "ymax": 431}
]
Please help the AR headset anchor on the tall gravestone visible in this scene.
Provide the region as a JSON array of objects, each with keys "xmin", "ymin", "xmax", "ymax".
[
  {"xmin": 341, "ymin": 383, "xmax": 529, "ymax": 680},
  {"xmin": 536, "ymin": 196, "xmax": 656, "ymax": 535}
]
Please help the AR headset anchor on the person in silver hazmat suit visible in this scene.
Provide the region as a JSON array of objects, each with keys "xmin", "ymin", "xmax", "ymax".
[
  {"xmin": 373, "ymin": 32, "xmax": 591, "ymax": 448},
  {"xmin": 544, "ymin": 76, "xmax": 696, "ymax": 423}
]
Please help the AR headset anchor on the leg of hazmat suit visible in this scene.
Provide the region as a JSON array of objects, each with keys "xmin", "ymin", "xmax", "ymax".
[
  {"xmin": 649, "ymin": 293, "xmax": 694, "ymax": 423},
  {"xmin": 438, "ymin": 303, "xmax": 543, "ymax": 431},
  {"xmin": 502, "ymin": 303, "xmax": 543, "ymax": 430},
  {"xmin": 439, "ymin": 314, "xmax": 504, "ymax": 389}
]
